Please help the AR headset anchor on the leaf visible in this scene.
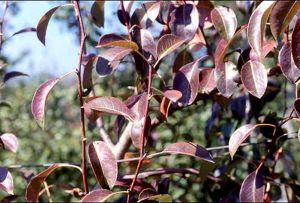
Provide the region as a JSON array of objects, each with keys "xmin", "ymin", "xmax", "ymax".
[
  {"xmin": 292, "ymin": 16, "xmax": 300, "ymax": 69},
  {"xmin": 298, "ymin": 128, "xmax": 300, "ymax": 142},
  {"xmin": 174, "ymin": 57, "xmax": 207, "ymax": 105},
  {"xmin": 10, "ymin": 27, "xmax": 36, "ymax": 37},
  {"xmin": 160, "ymin": 97, "xmax": 171, "ymax": 119},
  {"xmin": 88, "ymin": 141, "xmax": 118, "ymax": 189},
  {"xmin": 188, "ymin": 28, "xmax": 206, "ymax": 52},
  {"xmin": 241, "ymin": 60, "xmax": 268, "ymax": 98},
  {"xmin": 95, "ymin": 47, "xmax": 132, "ymax": 76},
  {"xmin": 269, "ymin": 1, "xmax": 300, "ymax": 39},
  {"xmin": 162, "ymin": 141, "xmax": 214, "ymax": 163},
  {"xmin": 247, "ymin": 1, "xmax": 275, "ymax": 58},
  {"xmin": 31, "ymin": 78, "xmax": 60, "ymax": 128},
  {"xmin": 211, "ymin": 6, "xmax": 237, "ymax": 40},
  {"xmin": 240, "ymin": 169, "xmax": 265, "ymax": 202},
  {"xmin": 249, "ymin": 40, "xmax": 275, "ymax": 61},
  {"xmin": 138, "ymin": 188, "xmax": 158, "ymax": 201},
  {"xmin": 97, "ymin": 34, "xmax": 139, "ymax": 51},
  {"xmin": 163, "ymin": 90, "xmax": 182, "ymax": 103},
  {"xmin": 169, "ymin": 3, "xmax": 199, "ymax": 41},
  {"xmin": 36, "ymin": 4, "xmax": 71, "ymax": 45},
  {"xmin": 0, "ymin": 167, "xmax": 13, "ymax": 195},
  {"xmin": 139, "ymin": 194, "xmax": 172, "ymax": 203},
  {"xmin": 198, "ymin": 68, "xmax": 216, "ymax": 94},
  {"xmin": 293, "ymin": 98, "xmax": 300, "ymax": 118},
  {"xmin": 156, "ymin": 34, "xmax": 185, "ymax": 65},
  {"xmin": 173, "ymin": 50, "xmax": 193, "ymax": 73},
  {"xmin": 82, "ymin": 54, "xmax": 96, "ymax": 89},
  {"xmin": 91, "ymin": 1, "xmax": 105, "ymax": 27},
  {"xmin": 228, "ymin": 124, "xmax": 256, "ymax": 158},
  {"xmin": 0, "ymin": 133, "xmax": 18, "ymax": 153},
  {"xmin": 83, "ymin": 96, "xmax": 135, "ymax": 121},
  {"xmin": 26, "ymin": 164, "xmax": 81, "ymax": 202},
  {"xmin": 81, "ymin": 189, "xmax": 112, "ymax": 202},
  {"xmin": 117, "ymin": 1, "xmax": 133, "ymax": 25},
  {"xmin": 214, "ymin": 61, "xmax": 238, "ymax": 98},
  {"xmin": 3, "ymin": 71, "xmax": 28, "ymax": 83},
  {"xmin": 279, "ymin": 42, "xmax": 300, "ymax": 83}
]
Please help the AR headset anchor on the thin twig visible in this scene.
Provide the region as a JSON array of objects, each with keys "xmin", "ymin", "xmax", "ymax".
[{"xmin": 0, "ymin": 1, "xmax": 8, "ymax": 53}]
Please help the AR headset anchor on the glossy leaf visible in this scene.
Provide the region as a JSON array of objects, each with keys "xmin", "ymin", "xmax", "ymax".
[
  {"xmin": 228, "ymin": 124, "xmax": 256, "ymax": 159},
  {"xmin": 247, "ymin": 1, "xmax": 275, "ymax": 58},
  {"xmin": 36, "ymin": 5, "xmax": 71, "ymax": 45},
  {"xmin": 91, "ymin": 1, "xmax": 105, "ymax": 27},
  {"xmin": 0, "ymin": 133, "xmax": 18, "ymax": 153},
  {"xmin": 97, "ymin": 34, "xmax": 139, "ymax": 51},
  {"xmin": 156, "ymin": 34, "xmax": 185, "ymax": 65},
  {"xmin": 173, "ymin": 50, "xmax": 193, "ymax": 73},
  {"xmin": 270, "ymin": 1, "xmax": 300, "ymax": 39},
  {"xmin": 169, "ymin": 3, "xmax": 199, "ymax": 41},
  {"xmin": 279, "ymin": 42, "xmax": 300, "ymax": 83},
  {"xmin": 292, "ymin": 16, "xmax": 300, "ymax": 69},
  {"xmin": 162, "ymin": 141, "xmax": 214, "ymax": 163},
  {"xmin": 3, "ymin": 71, "xmax": 28, "ymax": 83},
  {"xmin": 83, "ymin": 96, "xmax": 135, "ymax": 121},
  {"xmin": 96, "ymin": 47, "xmax": 132, "ymax": 76},
  {"xmin": 198, "ymin": 68, "xmax": 216, "ymax": 94},
  {"xmin": 31, "ymin": 78, "xmax": 60, "ymax": 128},
  {"xmin": 0, "ymin": 167, "xmax": 13, "ymax": 195},
  {"xmin": 174, "ymin": 57, "xmax": 207, "ymax": 105},
  {"xmin": 88, "ymin": 141, "xmax": 118, "ymax": 189},
  {"xmin": 241, "ymin": 60, "xmax": 268, "ymax": 98},
  {"xmin": 211, "ymin": 6, "xmax": 237, "ymax": 40},
  {"xmin": 240, "ymin": 169, "xmax": 265, "ymax": 202},
  {"xmin": 214, "ymin": 61, "xmax": 237, "ymax": 98}
]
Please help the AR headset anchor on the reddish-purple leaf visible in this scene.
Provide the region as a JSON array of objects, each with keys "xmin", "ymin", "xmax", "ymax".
[
  {"xmin": 169, "ymin": 3, "xmax": 199, "ymax": 41},
  {"xmin": 156, "ymin": 34, "xmax": 185, "ymax": 65},
  {"xmin": 199, "ymin": 68, "xmax": 216, "ymax": 94},
  {"xmin": 292, "ymin": 16, "xmax": 300, "ymax": 69},
  {"xmin": 162, "ymin": 141, "xmax": 214, "ymax": 163},
  {"xmin": 81, "ymin": 189, "xmax": 112, "ymax": 202},
  {"xmin": 160, "ymin": 97, "xmax": 171, "ymax": 119},
  {"xmin": 211, "ymin": 6, "xmax": 237, "ymax": 41},
  {"xmin": 228, "ymin": 124, "xmax": 256, "ymax": 159},
  {"xmin": 214, "ymin": 61, "xmax": 238, "ymax": 98},
  {"xmin": 83, "ymin": 96, "xmax": 135, "ymax": 121},
  {"xmin": 90, "ymin": 1, "xmax": 104, "ymax": 27},
  {"xmin": 269, "ymin": 1, "xmax": 300, "ymax": 39},
  {"xmin": 10, "ymin": 27, "xmax": 36, "ymax": 37},
  {"xmin": 117, "ymin": 1, "xmax": 133, "ymax": 26},
  {"xmin": 82, "ymin": 54, "xmax": 96, "ymax": 89},
  {"xmin": 247, "ymin": 1, "xmax": 275, "ymax": 58},
  {"xmin": 97, "ymin": 34, "xmax": 138, "ymax": 51},
  {"xmin": 293, "ymin": 98, "xmax": 300, "ymax": 118},
  {"xmin": 0, "ymin": 167, "xmax": 13, "ymax": 195},
  {"xmin": 196, "ymin": 1, "xmax": 214, "ymax": 28},
  {"xmin": 173, "ymin": 50, "xmax": 193, "ymax": 74},
  {"xmin": 279, "ymin": 42, "xmax": 300, "ymax": 83},
  {"xmin": 249, "ymin": 40, "xmax": 275, "ymax": 61},
  {"xmin": 36, "ymin": 5, "xmax": 71, "ymax": 45},
  {"xmin": 31, "ymin": 78, "xmax": 60, "ymax": 128},
  {"xmin": 241, "ymin": 60, "xmax": 268, "ymax": 98},
  {"xmin": 131, "ymin": 116, "xmax": 151, "ymax": 149},
  {"xmin": 240, "ymin": 169, "xmax": 265, "ymax": 202},
  {"xmin": 131, "ymin": 2, "xmax": 161, "ymax": 29},
  {"xmin": 3, "ymin": 71, "xmax": 28, "ymax": 83},
  {"xmin": 95, "ymin": 47, "xmax": 132, "ymax": 76},
  {"xmin": 174, "ymin": 57, "xmax": 207, "ymax": 105},
  {"xmin": 138, "ymin": 188, "xmax": 158, "ymax": 201},
  {"xmin": 188, "ymin": 28, "xmax": 206, "ymax": 52},
  {"xmin": 88, "ymin": 141, "xmax": 118, "ymax": 189},
  {"xmin": 0, "ymin": 133, "xmax": 18, "ymax": 153},
  {"xmin": 163, "ymin": 90, "xmax": 182, "ymax": 103}
]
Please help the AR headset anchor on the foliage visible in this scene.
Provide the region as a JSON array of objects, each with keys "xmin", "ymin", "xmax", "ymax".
[{"xmin": 0, "ymin": 0, "xmax": 300, "ymax": 202}]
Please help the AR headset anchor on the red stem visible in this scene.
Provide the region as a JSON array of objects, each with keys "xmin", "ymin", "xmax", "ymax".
[{"xmin": 73, "ymin": 0, "xmax": 88, "ymax": 194}]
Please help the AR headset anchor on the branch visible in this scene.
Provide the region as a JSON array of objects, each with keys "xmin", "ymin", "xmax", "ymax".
[
  {"xmin": 114, "ymin": 122, "xmax": 133, "ymax": 159},
  {"xmin": 96, "ymin": 118, "xmax": 115, "ymax": 149}
]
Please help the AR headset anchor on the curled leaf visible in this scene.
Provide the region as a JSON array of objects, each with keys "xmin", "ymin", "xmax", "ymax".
[
  {"xmin": 0, "ymin": 133, "xmax": 18, "ymax": 153},
  {"xmin": 88, "ymin": 141, "xmax": 118, "ymax": 189},
  {"xmin": 240, "ymin": 169, "xmax": 265, "ymax": 202},
  {"xmin": 3, "ymin": 71, "xmax": 28, "ymax": 83},
  {"xmin": 0, "ymin": 167, "xmax": 13, "ymax": 195},
  {"xmin": 10, "ymin": 27, "xmax": 36, "ymax": 38}
]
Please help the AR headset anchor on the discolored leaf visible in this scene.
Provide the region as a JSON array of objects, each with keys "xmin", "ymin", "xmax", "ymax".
[
  {"xmin": 241, "ymin": 60, "xmax": 268, "ymax": 98},
  {"xmin": 88, "ymin": 141, "xmax": 118, "ymax": 189},
  {"xmin": 156, "ymin": 34, "xmax": 185, "ymax": 65},
  {"xmin": 91, "ymin": 1, "xmax": 105, "ymax": 27},
  {"xmin": 228, "ymin": 124, "xmax": 256, "ymax": 159},
  {"xmin": 214, "ymin": 61, "xmax": 238, "ymax": 98},
  {"xmin": 0, "ymin": 167, "xmax": 13, "ymax": 195},
  {"xmin": 83, "ymin": 96, "xmax": 135, "ymax": 121},
  {"xmin": 162, "ymin": 141, "xmax": 214, "ymax": 163},
  {"xmin": 247, "ymin": 1, "xmax": 275, "ymax": 58},
  {"xmin": 10, "ymin": 27, "xmax": 36, "ymax": 38},
  {"xmin": 173, "ymin": 50, "xmax": 193, "ymax": 73},
  {"xmin": 292, "ymin": 16, "xmax": 300, "ymax": 69},
  {"xmin": 211, "ymin": 6, "xmax": 237, "ymax": 40},
  {"xmin": 97, "ymin": 34, "xmax": 139, "ymax": 51},
  {"xmin": 3, "ymin": 71, "xmax": 28, "ymax": 83},
  {"xmin": 293, "ymin": 98, "xmax": 300, "ymax": 118},
  {"xmin": 198, "ymin": 68, "xmax": 216, "ymax": 94},
  {"xmin": 174, "ymin": 56, "xmax": 207, "ymax": 105},
  {"xmin": 0, "ymin": 133, "xmax": 18, "ymax": 153},
  {"xmin": 279, "ymin": 42, "xmax": 300, "ymax": 83},
  {"xmin": 169, "ymin": 3, "xmax": 199, "ymax": 41},
  {"xmin": 31, "ymin": 78, "xmax": 60, "ymax": 128},
  {"xmin": 269, "ymin": 1, "xmax": 300, "ymax": 39},
  {"xmin": 95, "ymin": 47, "xmax": 132, "ymax": 76},
  {"xmin": 240, "ymin": 169, "xmax": 265, "ymax": 202},
  {"xmin": 36, "ymin": 4, "xmax": 71, "ymax": 45}
]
